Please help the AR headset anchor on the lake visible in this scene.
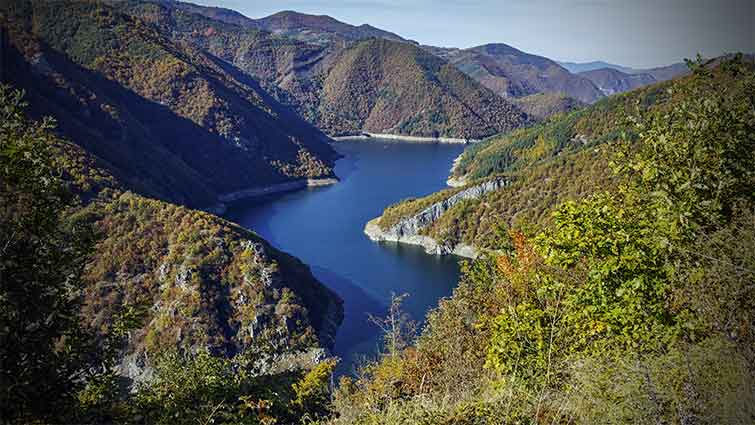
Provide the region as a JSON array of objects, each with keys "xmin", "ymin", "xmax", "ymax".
[{"xmin": 226, "ymin": 139, "xmax": 467, "ymax": 375}]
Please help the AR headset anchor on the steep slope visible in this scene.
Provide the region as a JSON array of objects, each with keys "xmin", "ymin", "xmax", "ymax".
[
  {"xmin": 256, "ymin": 10, "xmax": 410, "ymax": 46},
  {"xmin": 0, "ymin": 82, "xmax": 343, "ymax": 397},
  {"xmin": 440, "ymin": 43, "xmax": 604, "ymax": 104},
  {"xmin": 579, "ymin": 67, "xmax": 656, "ymax": 95},
  {"xmin": 366, "ymin": 60, "xmax": 749, "ymax": 254},
  {"xmin": 80, "ymin": 192, "xmax": 343, "ymax": 370},
  {"xmin": 114, "ymin": 1, "xmax": 514, "ymax": 138},
  {"xmin": 318, "ymin": 38, "xmax": 528, "ymax": 139},
  {"xmin": 1, "ymin": 0, "xmax": 337, "ymax": 209},
  {"xmin": 112, "ymin": 0, "xmax": 336, "ymax": 123}
]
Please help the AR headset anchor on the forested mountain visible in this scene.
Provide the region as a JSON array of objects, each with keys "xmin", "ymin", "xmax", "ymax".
[
  {"xmin": 370, "ymin": 58, "xmax": 752, "ymax": 254},
  {"xmin": 316, "ymin": 38, "xmax": 528, "ymax": 138},
  {"xmin": 2, "ymin": 0, "xmax": 752, "ymax": 423},
  {"xmin": 0, "ymin": 83, "xmax": 344, "ymax": 422},
  {"xmin": 559, "ymin": 59, "xmax": 690, "ymax": 81},
  {"xmin": 346, "ymin": 56, "xmax": 755, "ymax": 424},
  {"xmin": 512, "ymin": 92, "xmax": 585, "ymax": 120},
  {"xmin": 432, "ymin": 43, "xmax": 605, "ymax": 104},
  {"xmin": 1, "ymin": 0, "xmax": 338, "ymax": 209},
  {"xmin": 1, "ymin": 2, "xmax": 345, "ymax": 422}
]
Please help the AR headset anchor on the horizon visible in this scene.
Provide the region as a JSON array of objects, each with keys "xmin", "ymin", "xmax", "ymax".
[{"xmin": 190, "ymin": 0, "xmax": 754, "ymax": 69}]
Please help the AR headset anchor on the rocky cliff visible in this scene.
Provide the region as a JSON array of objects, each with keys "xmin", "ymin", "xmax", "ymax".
[{"xmin": 364, "ymin": 178, "xmax": 510, "ymax": 257}]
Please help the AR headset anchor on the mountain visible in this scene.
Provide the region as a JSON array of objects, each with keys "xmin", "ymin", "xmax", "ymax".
[
  {"xmin": 160, "ymin": 0, "xmax": 259, "ymax": 28},
  {"xmin": 255, "ymin": 10, "xmax": 411, "ymax": 46},
  {"xmin": 641, "ymin": 61, "xmax": 690, "ymax": 81},
  {"xmin": 558, "ymin": 60, "xmax": 636, "ymax": 74},
  {"xmin": 1, "ymin": 0, "xmax": 345, "ymax": 409},
  {"xmin": 340, "ymin": 58, "xmax": 755, "ymax": 425},
  {"xmin": 316, "ymin": 38, "xmax": 528, "ymax": 139},
  {"xmin": 2, "ymin": 0, "xmax": 338, "ymax": 210},
  {"xmin": 112, "ymin": 0, "xmax": 337, "ymax": 124},
  {"xmin": 560, "ymin": 59, "xmax": 689, "ymax": 82},
  {"xmin": 578, "ymin": 67, "xmax": 656, "ymax": 95},
  {"xmin": 113, "ymin": 1, "xmax": 522, "ymax": 139},
  {"xmin": 367, "ymin": 58, "xmax": 750, "ymax": 255},
  {"xmin": 429, "ymin": 43, "xmax": 605, "ymax": 104}
]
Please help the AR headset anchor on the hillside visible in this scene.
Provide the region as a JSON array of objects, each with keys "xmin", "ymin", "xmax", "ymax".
[
  {"xmin": 339, "ymin": 56, "xmax": 755, "ymax": 424},
  {"xmin": 579, "ymin": 67, "xmax": 656, "ymax": 95},
  {"xmin": 1, "ymin": 83, "xmax": 344, "ymax": 423},
  {"xmin": 317, "ymin": 38, "xmax": 528, "ymax": 139},
  {"xmin": 112, "ymin": 0, "xmax": 338, "ymax": 123},
  {"xmin": 111, "ymin": 1, "xmax": 522, "ymax": 139},
  {"xmin": 368, "ymin": 60, "xmax": 717, "ymax": 253},
  {"xmin": 1, "ymin": 0, "xmax": 338, "ymax": 209},
  {"xmin": 439, "ymin": 43, "xmax": 604, "ymax": 104}
]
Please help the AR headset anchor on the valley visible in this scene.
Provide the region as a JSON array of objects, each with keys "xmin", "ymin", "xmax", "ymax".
[{"xmin": 1, "ymin": 0, "xmax": 752, "ymax": 424}]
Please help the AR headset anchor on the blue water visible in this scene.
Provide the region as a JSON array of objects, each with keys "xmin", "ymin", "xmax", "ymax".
[{"xmin": 226, "ymin": 140, "xmax": 466, "ymax": 374}]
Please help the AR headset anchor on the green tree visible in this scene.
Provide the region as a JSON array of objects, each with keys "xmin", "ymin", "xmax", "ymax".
[{"xmin": 0, "ymin": 85, "xmax": 99, "ymax": 422}]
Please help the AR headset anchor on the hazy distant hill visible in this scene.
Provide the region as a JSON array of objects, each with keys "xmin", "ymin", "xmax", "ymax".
[
  {"xmin": 558, "ymin": 60, "xmax": 636, "ymax": 74},
  {"xmin": 560, "ymin": 59, "xmax": 689, "ymax": 82},
  {"xmin": 317, "ymin": 38, "xmax": 528, "ymax": 139},
  {"xmin": 579, "ymin": 67, "xmax": 656, "ymax": 95}
]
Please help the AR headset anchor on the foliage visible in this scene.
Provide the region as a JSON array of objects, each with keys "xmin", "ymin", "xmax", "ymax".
[
  {"xmin": 2, "ymin": 0, "xmax": 337, "ymax": 208},
  {"xmin": 329, "ymin": 57, "xmax": 755, "ymax": 424},
  {"xmin": 0, "ymin": 84, "xmax": 116, "ymax": 423},
  {"xmin": 318, "ymin": 38, "xmax": 528, "ymax": 138},
  {"xmin": 134, "ymin": 349, "xmax": 337, "ymax": 425}
]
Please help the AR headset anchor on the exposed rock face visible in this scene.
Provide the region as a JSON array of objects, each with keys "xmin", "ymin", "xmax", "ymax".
[{"xmin": 365, "ymin": 178, "xmax": 509, "ymax": 257}]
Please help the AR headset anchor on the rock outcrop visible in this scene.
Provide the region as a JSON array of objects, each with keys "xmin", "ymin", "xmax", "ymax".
[{"xmin": 365, "ymin": 178, "xmax": 509, "ymax": 257}]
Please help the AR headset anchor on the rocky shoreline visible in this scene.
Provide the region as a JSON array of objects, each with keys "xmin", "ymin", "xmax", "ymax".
[
  {"xmin": 364, "ymin": 219, "xmax": 478, "ymax": 258},
  {"xmin": 333, "ymin": 132, "xmax": 480, "ymax": 144},
  {"xmin": 363, "ymin": 177, "xmax": 510, "ymax": 258},
  {"xmin": 446, "ymin": 152, "xmax": 467, "ymax": 187},
  {"xmin": 205, "ymin": 177, "xmax": 339, "ymax": 215}
]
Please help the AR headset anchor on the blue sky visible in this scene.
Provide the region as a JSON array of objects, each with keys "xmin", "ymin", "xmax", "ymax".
[{"xmin": 191, "ymin": 0, "xmax": 754, "ymax": 69}]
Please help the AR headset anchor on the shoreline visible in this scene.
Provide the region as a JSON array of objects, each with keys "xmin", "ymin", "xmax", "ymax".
[
  {"xmin": 205, "ymin": 177, "xmax": 339, "ymax": 215},
  {"xmin": 446, "ymin": 152, "xmax": 467, "ymax": 187},
  {"xmin": 364, "ymin": 218, "xmax": 477, "ymax": 259},
  {"xmin": 332, "ymin": 132, "xmax": 480, "ymax": 144}
]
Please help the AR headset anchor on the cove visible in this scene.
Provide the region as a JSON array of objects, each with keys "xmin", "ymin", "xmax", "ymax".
[{"xmin": 225, "ymin": 139, "xmax": 467, "ymax": 375}]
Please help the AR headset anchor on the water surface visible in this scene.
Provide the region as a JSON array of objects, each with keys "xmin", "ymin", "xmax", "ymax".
[{"xmin": 226, "ymin": 140, "xmax": 466, "ymax": 374}]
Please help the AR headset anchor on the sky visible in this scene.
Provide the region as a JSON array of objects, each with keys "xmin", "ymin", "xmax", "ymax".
[{"xmin": 191, "ymin": 0, "xmax": 754, "ymax": 69}]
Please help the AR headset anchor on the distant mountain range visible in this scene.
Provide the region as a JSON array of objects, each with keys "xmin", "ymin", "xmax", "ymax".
[{"xmin": 559, "ymin": 60, "xmax": 689, "ymax": 82}]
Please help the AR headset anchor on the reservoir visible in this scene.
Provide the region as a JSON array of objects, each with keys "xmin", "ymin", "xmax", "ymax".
[{"xmin": 226, "ymin": 139, "xmax": 466, "ymax": 374}]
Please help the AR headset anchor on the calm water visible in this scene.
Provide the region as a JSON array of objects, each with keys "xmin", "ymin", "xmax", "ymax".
[{"xmin": 226, "ymin": 140, "xmax": 466, "ymax": 374}]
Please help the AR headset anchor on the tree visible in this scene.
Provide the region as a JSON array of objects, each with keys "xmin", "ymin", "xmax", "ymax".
[
  {"xmin": 368, "ymin": 292, "xmax": 416, "ymax": 358},
  {"xmin": 0, "ymin": 85, "xmax": 100, "ymax": 422}
]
